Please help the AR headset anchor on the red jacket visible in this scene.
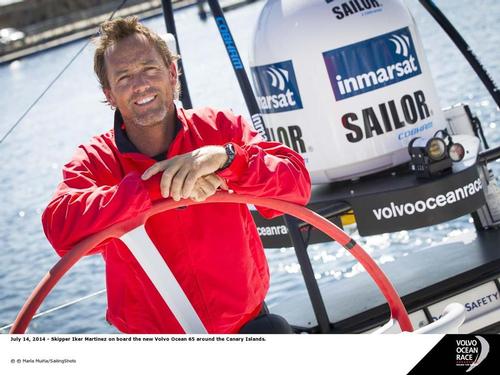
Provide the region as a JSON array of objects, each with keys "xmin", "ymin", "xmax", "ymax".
[{"xmin": 42, "ymin": 106, "xmax": 311, "ymax": 333}]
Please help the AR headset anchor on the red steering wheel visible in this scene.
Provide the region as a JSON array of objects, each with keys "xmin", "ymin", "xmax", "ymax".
[{"xmin": 10, "ymin": 192, "xmax": 413, "ymax": 333}]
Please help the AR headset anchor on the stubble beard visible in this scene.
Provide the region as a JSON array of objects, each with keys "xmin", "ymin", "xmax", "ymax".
[{"xmin": 133, "ymin": 105, "xmax": 168, "ymax": 128}]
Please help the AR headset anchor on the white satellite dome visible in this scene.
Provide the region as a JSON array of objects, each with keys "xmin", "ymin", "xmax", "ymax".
[{"xmin": 249, "ymin": 0, "xmax": 447, "ymax": 183}]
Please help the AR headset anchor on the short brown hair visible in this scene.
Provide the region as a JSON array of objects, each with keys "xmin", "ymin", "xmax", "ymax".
[{"xmin": 93, "ymin": 16, "xmax": 179, "ymax": 94}]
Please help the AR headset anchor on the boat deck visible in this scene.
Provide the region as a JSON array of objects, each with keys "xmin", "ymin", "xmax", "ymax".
[{"xmin": 272, "ymin": 227, "xmax": 500, "ymax": 333}]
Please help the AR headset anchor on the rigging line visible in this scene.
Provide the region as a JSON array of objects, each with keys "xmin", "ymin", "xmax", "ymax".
[
  {"xmin": 0, "ymin": 0, "xmax": 129, "ymax": 146},
  {"xmin": 0, "ymin": 289, "xmax": 107, "ymax": 332}
]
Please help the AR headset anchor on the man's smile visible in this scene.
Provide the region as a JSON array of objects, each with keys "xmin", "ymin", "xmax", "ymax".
[{"xmin": 134, "ymin": 94, "xmax": 157, "ymax": 106}]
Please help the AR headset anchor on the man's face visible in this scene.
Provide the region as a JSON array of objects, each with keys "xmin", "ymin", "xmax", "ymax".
[{"xmin": 103, "ymin": 33, "xmax": 177, "ymax": 128}]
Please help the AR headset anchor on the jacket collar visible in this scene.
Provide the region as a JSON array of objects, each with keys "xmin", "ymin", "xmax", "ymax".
[{"xmin": 113, "ymin": 107, "xmax": 182, "ymax": 161}]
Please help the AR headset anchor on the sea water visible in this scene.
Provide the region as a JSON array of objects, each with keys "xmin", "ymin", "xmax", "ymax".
[{"xmin": 0, "ymin": 0, "xmax": 499, "ymax": 333}]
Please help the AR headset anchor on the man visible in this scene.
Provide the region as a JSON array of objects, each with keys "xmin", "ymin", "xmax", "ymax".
[{"xmin": 42, "ymin": 17, "xmax": 311, "ymax": 334}]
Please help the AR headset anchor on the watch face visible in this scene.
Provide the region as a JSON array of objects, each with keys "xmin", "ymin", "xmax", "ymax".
[{"xmin": 221, "ymin": 143, "xmax": 235, "ymax": 170}]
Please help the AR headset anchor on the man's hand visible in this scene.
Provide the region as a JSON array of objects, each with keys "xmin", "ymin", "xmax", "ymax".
[
  {"xmin": 189, "ymin": 174, "xmax": 228, "ymax": 202},
  {"xmin": 141, "ymin": 146, "xmax": 228, "ymax": 201}
]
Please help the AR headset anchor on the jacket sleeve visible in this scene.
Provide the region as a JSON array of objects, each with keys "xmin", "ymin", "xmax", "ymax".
[
  {"xmin": 42, "ymin": 145, "xmax": 156, "ymax": 257},
  {"xmin": 215, "ymin": 110, "xmax": 311, "ymax": 218}
]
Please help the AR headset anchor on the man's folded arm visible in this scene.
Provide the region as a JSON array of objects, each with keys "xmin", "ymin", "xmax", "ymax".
[{"xmin": 42, "ymin": 148, "xmax": 156, "ymax": 257}]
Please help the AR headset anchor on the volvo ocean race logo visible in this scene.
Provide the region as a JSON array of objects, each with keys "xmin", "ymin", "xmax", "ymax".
[
  {"xmin": 323, "ymin": 27, "xmax": 421, "ymax": 101},
  {"xmin": 351, "ymin": 166, "xmax": 486, "ymax": 236},
  {"xmin": 372, "ymin": 178, "xmax": 483, "ymax": 221},
  {"xmin": 251, "ymin": 60, "xmax": 303, "ymax": 113},
  {"xmin": 456, "ymin": 336, "xmax": 490, "ymax": 372}
]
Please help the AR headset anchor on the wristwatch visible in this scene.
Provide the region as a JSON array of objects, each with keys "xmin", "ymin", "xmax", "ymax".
[{"xmin": 220, "ymin": 143, "xmax": 236, "ymax": 170}]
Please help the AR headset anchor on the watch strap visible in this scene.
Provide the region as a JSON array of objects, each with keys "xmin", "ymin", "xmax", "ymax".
[{"xmin": 220, "ymin": 143, "xmax": 236, "ymax": 170}]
